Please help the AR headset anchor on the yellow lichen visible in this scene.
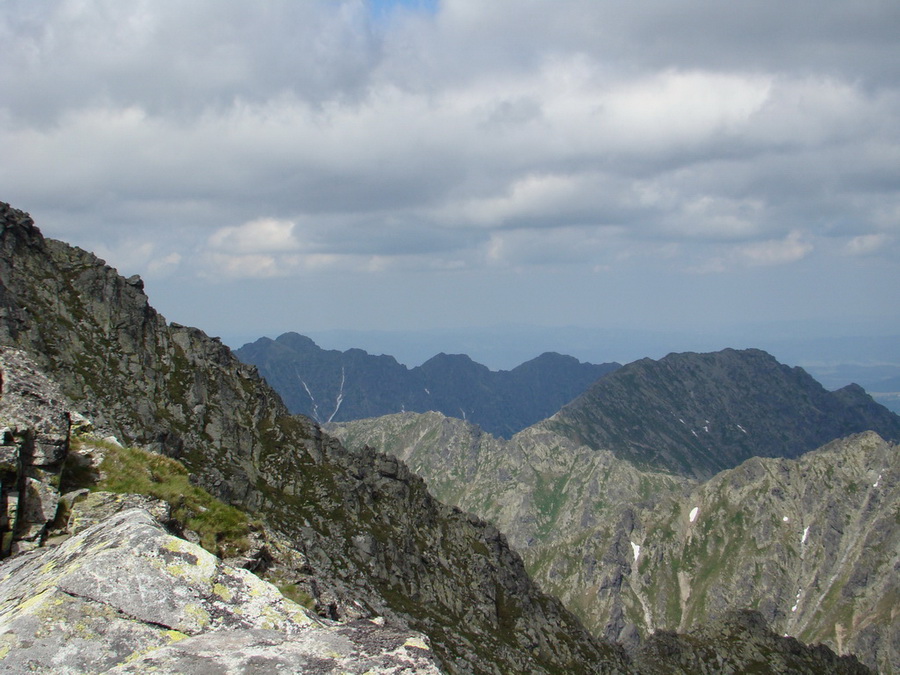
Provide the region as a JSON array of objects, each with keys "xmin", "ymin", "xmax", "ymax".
[
  {"xmin": 212, "ymin": 583, "xmax": 233, "ymax": 602},
  {"xmin": 165, "ymin": 629, "xmax": 189, "ymax": 643},
  {"xmin": 182, "ymin": 602, "xmax": 211, "ymax": 630},
  {"xmin": 403, "ymin": 636, "xmax": 430, "ymax": 651}
]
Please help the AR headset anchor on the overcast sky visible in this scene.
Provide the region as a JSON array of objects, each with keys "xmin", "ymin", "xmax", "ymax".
[{"xmin": 3, "ymin": 0, "xmax": 899, "ymax": 367}]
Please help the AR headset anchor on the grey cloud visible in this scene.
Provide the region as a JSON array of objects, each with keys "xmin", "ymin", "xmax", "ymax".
[
  {"xmin": 1, "ymin": 0, "xmax": 381, "ymax": 124},
  {"xmin": 2, "ymin": 0, "xmax": 898, "ymax": 282}
]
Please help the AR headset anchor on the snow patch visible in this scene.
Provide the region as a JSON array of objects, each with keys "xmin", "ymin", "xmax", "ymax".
[
  {"xmin": 325, "ymin": 367, "xmax": 346, "ymax": 423},
  {"xmin": 689, "ymin": 507, "xmax": 699, "ymax": 523},
  {"xmin": 691, "ymin": 429, "xmax": 698, "ymax": 437},
  {"xmin": 736, "ymin": 424, "xmax": 747, "ymax": 434},
  {"xmin": 801, "ymin": 525, "xmax": 809, "ymax": 545},
  {"xmin": 791, "ymin": 587, "xmax": 802, "ymax": 612},
  {"xmin": 424, "ymin": 388, "xmax": 430, "ymax": 395},
  {"xmin": 874, "ymin": 473, "xmax": 881, "ymax": 488},
  {"xmin": 631, "ymin": 541, "xmax": 641, "ymax": 562},
  {"xmin": 782, "ymin": 516, "xmax": 789, "ymax": 522}
]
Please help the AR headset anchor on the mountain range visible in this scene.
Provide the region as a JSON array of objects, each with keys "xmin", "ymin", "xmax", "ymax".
[
  {"xmin": 0, "ymin": 200, "xmax": 889, "ymax": 674},
  {"xmin": 236, "ymin": 331, "xmax": 618, "ymax": 437},
  {"xmin": 327, "ymin": 350, "xmax": 900, "ymax": 673}
]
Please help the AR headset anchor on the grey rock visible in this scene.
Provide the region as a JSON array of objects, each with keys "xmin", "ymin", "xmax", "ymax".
[
  {"xmin": 0, "ymin": 507, "xmax": 441, "ymax": 674},
  {"xmin": 0, "ymin": 346, "xmax": 72, "ymax": 554}
]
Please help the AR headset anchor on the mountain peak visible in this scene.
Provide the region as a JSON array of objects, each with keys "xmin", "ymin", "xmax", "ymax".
[{"xmin": 545, "ymin": 347, "xmax": 900, "ymax": 478}]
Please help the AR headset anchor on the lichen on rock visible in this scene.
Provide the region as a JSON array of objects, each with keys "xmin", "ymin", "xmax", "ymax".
[{"xmin": 0, "ymin": 507, "xmax": 441, "ymax": 674}]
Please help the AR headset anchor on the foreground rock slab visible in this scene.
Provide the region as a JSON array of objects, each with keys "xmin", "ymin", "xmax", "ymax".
[{"xmin": 0, "ymin": 508, "xmax": 440, "ymax": 674}]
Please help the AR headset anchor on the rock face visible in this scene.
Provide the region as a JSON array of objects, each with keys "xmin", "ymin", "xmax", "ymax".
[
  {"xmin": 544, "ymin": 348, "xmax": 900, "ymax": 478},
  {"xmin": 0, "ymin": 202, "xmax": 633, "ymax": 673},
  {"xmin": 0, "ymin": 347, "xmax": 72, "ymax": 555},
  {"xmin": 331, "ymin": 413, "xmax": 898, "ymax": 674},
  {"xmin": 237, "ymin": 331, "xmax": 618, "ymax": 437},
  {"xmin": 0, "ymin": 507, "xmax": 442, "ymax": 674}
]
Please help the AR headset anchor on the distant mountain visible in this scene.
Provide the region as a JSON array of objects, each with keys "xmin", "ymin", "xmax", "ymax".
[
  {"xmin": 236, "ymin": 331, "xmax": 619, "ymax": 437},
  {"xmin": 543, "ymin": 348, "xmax": 900, "ymax": 478}
]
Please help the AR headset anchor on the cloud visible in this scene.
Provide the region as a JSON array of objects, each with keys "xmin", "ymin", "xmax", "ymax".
[
  {"xmin": 845, "ymin": 233, "xmax": 892, "ymax": 256},
  {"xmin": 691, "ymin": 230, "xmax": 814, "ymax": 273},
  {"xmin": 209, "ymin": 218, "xmax": 301, "ymax": 254},
  {"xmin": 1, "ymin": 0, "xmax": 897, "ymax": 334}
]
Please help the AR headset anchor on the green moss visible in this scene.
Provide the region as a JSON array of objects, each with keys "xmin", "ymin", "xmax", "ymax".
[{"xmin": 276, "ymin": 583, "xmax": 316, "ymax": 609}]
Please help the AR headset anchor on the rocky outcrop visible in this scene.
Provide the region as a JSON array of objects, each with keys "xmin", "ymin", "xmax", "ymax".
[
  {"xmin": 544, "ymin": 348, "xmax": 900, "ymax": 478},
  {"xmin": 0, "ymin": 347, "xmax": 73, "ymax": 555},
  {"xmin": 0, "ymin": 507, "xmax": 441, "ymax": 674},
  {"xmin": 237, "ymin": 331, "xmax": 618, "ymax": 437}
]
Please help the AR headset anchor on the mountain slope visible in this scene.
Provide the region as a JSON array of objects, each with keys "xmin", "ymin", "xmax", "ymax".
[
  {"xmin": 330, "ymin": 413, "xmax": 899, "ymax": 674},
  {"xmin": 0, "ymin": 201, "xmax": 633, "ymax": 674},
  {"xmin": 236, "ymin": 331, "xmax": 618, "ymax": 437},
  {"xmin": 543, "ymin": 348, "xmax": 900, "ymax": 478}
]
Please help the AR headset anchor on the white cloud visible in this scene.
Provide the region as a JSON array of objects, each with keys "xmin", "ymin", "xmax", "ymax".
[
  {"xmin": 691, "ymin": 230, "xmax": 814, "ymax": 273},
  {"xmin": 738, "ymin": 230, "xmax": 813, "ymax": 266},
  {"xmin": 209, "ymin": 218, "xmax": 301, "ymax": 254},
  {"xmin": 845, "ymin": 233, "xmax": 891, "ymax": 256}
]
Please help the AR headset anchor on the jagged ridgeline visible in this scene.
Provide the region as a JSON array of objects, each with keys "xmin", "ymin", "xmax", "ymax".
[
  {"xmin": 0, "ymin": 201, "xmax": 880, "ymax": 675},
  {"xmin": 236, "ymin": 331, "xmax": 620, "ymax": 438},
  {"xmin": 544, "ymin": 348, "xmax": 900, "ymax": 478}
]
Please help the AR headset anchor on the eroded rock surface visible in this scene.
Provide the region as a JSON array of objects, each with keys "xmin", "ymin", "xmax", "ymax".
[{"xmin": 0, "ymin": 347, "xmax": 72, "ymax": 554}]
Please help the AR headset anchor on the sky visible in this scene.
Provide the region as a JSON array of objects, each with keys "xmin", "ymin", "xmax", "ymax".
[{"xmin": 2, "ymin": 0, "xmax": 899, "ymax": 370}]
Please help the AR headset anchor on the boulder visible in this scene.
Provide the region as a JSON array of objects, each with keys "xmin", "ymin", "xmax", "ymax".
[{"xmin": 0, "ymin": 507, "xmax": 440, "ymax": 674}]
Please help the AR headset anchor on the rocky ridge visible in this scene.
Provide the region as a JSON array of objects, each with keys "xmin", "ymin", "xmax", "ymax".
[
  {"xmin": 0, "ymin": 507, "xmax": 442, "ymax": 674},
  {"xmin": 330, "ymin": 413, "xmax": 899, "ymax": 674},
  {"xmin": 544, "ymin": 348, "xmax": 900, "ymax": 478}
]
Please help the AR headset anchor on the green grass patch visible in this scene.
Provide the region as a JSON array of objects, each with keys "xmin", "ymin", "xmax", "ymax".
[
  {"xmin": 65, "ymin": 438, "xmax": 254, "ymax": 558},
  {"xmin": 276, "ymin": 582, "xmax": 316, "ymax": 609}
]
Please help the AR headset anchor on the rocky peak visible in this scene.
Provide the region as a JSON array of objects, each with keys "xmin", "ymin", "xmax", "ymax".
[
  {"xmin": 544, "ymin": 347, "xmax": 900, "ymax": 477},
  {"xmin": 0, "ymin": 347, "xmax": 73, "ymax": 555}
]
